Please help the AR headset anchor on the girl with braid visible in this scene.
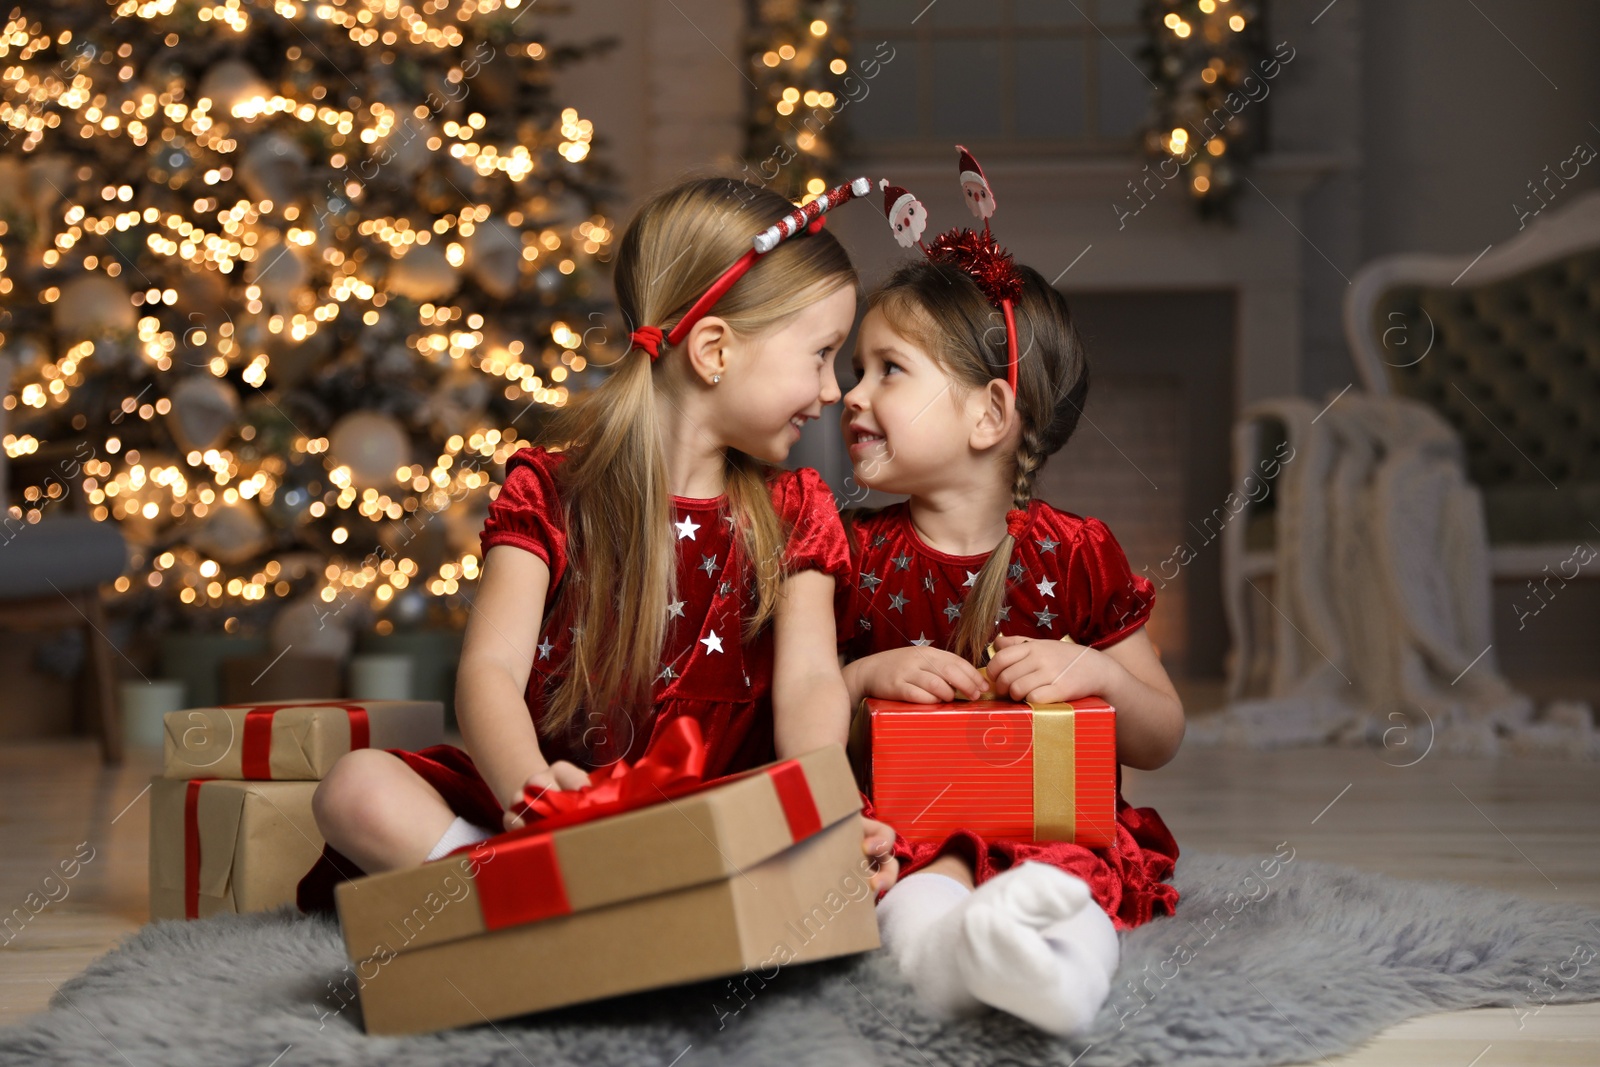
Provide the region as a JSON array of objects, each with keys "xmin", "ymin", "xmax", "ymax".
[{"xmin": 834, "ymin": 150, "xmax": 1184, "ymax": 1037}]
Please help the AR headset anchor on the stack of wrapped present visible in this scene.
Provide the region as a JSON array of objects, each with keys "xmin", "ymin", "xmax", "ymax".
[
  {"xmin": 331, "ymin": 718, "xmax": 882, "ymax": 1035},
  {"xmin": 149, "ymin": 698, "xmax": 443, "ymax": 921}
]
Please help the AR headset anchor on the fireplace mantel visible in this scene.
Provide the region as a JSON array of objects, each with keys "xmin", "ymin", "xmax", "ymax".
[{"xmin": 842, "ymin": 151, "xmax": 1344, "ymax": 411}]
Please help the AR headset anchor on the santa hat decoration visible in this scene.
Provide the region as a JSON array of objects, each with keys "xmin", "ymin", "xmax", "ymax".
[
  {"xmin": 879, "ymin": 179, "xmax": 928, "ymax": 249},
  {"xmin": 956, "ymin": 144, "xmax": 996, "ymax": 224},
  {"xmin": 877, "ymin": 146, "xmax": 1023, "ymax": 393}
]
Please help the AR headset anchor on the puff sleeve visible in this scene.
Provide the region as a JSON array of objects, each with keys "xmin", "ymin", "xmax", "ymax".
[
  {"xmin": 478, "ymin": 446, "xmax": 570, "ymax": 587},
  {"xmin": 1064, "ymin": 516, "xmax": 1155, "ymax": 649},
  {"xmin": 775, "ymin": 466, "xmax": 851, "ymax": 584}
]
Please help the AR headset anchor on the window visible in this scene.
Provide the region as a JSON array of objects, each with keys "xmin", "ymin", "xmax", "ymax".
[{"xmin": 850, "ymin": 0, "xmax": 1149, "ymax": 155}]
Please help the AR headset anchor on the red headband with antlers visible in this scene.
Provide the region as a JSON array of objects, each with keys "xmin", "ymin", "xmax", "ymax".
[{"xmin": 880, "ymin": 146, "xmax": 1024, "ymax": 393}]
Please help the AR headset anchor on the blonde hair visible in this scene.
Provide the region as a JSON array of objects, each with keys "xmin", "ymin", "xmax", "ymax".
[
  {"xmin": 845, "ymin": 259, "xmax": 1090, "ymax": 665},
  {"xmin": 537, "ymin": 176, "xmax": 856, "ymax": 742}
]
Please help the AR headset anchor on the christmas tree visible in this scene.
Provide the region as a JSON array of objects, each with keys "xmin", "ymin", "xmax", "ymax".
[{"xmin": 0, "ymin": 0, "xmax": 618, "ymax": 642}]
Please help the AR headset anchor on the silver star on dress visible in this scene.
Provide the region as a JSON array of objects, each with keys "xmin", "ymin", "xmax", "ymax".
[
  {"xmin": 666, "ymin": 599, "xmax": 686, "ymax": 619},
  {"xmin": 1035, "ymin": 606, "xmax": 1058, "ymax": 629},
  {"xmin": 858, "ymin": 617, "xmax": 873, "ymax": 631},
  {"xmin": 536, "ymin": 636, "xmax": 554, "ymax": 659},
  {"xmin": 871, "ymin": 532, "xmax": 888, "ymax": 548},
  {"xmin": 888, "ymin": 591, "xmax": 909, "ymax": 613},
  {"xmin": 859, "ymin": 569, "xmax": 882, "ymax": 592},
  {"xmin": 922, "ymin": 573, "xmax": 935, "ymax": 593},
  {"xmin": 996, "ymin": 604, "xmax": 1012, "ymax": 622},
  {"xmin": 964, "ymin": 569, "xmax": 981, "ymax": 588},
  {"xmin": 674, "ymin": 515, "xmax": 701, "ymax": 540},
  {"xmin": 1036, "ymin": 535, "xmax": 1059, "ymax": 554},
  {"xmin": 910, "ymin": 633, "xmax": 933, "ymax": 647},
  {"xmin": 700, "ymin": 630, "xmax": 724, "ymax": 654},
  {"xmin": 1008, "ymin": 561, "xmax": 1026, "ymax": 581},
  {"xmin": 717, "ymin": 580, "xmax": 732, "ymax": 597},
  {"xmin": 943, "ymin": 598, "xmax": 962, "ymax": 622},
  {"xmin": 658, "ymin": 663, "xmax": 678, "ymax": 681},
  {"xmin": 1036, "ymin": 577, "xmax": 1056, "ymax": 598},
  {"xmin": 699, "ymin": 553, "xmax": 718, "ymax": 576},
  {"xmin": 891, "ymin": 552, "xmax": 912, "ymax": 571}
]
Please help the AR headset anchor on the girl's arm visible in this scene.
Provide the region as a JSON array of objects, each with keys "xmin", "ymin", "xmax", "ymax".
[
  {"xmin": 771, "ymin": 569, "xmax": 852, "ymax": 758},
  {"xmin": 456, "ymin": 545, "xmax": 566, "ymax": 812},
  {"xmin": 774, "ymin": 568, "xmax": 900, "ymax": 893},
  {"xmin": 841, "ymin": 655, "xmax": 872, "ymax": 713},
  {"xmin": 1094, "ymin": 627, "xmax": 1185, "ymax": 771}
]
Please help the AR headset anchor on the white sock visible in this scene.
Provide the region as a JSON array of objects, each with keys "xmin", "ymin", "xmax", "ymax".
[
  {"xmin": 424, "ymin": 816, "xmax": 496, "ymax": 862},
  {"xmin": 875, "ymin": 872, "xmax": 984, "ymax": 1018},
  {"xmin": 954, "ymin": 862, "xmax": 1121, "ymax": 1037}
]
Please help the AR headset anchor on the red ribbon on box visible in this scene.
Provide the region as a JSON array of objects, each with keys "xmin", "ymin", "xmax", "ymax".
[
  {"xmin": 218, "ymin": 702, "xmax": 371, "ymax": 780},
  {"xmin": 506, "ymin": 715, "xmax": 710, "ymax": 832},
  {"xmin": 468, "ymin": 718, "xmax": 824, "ymax": 931},
  {"xmin": 182, "ymin": 776, "xmax": 220, "ymax": 919}
]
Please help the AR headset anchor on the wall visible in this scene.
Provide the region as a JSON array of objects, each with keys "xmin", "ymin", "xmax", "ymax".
[{"xmin": 1272, "ymin": 0, "xmax": 1600, "ymax": 399}]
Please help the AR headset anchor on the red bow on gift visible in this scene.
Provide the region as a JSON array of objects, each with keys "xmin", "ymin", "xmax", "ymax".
[{"xmin": 508, "ymin": 715, "xmax": 711, "ymax": 834}]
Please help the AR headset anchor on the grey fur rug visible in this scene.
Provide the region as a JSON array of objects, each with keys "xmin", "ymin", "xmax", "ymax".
[{"xmin": 5, "ymin": 850, "xmax": 1599, "ymax": 1066}]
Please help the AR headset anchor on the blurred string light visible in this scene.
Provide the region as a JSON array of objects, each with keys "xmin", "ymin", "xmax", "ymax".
[
  {"xmin": 0, "ymin": 2, "xmax": 619, "ymax": 633},
  {"xmin": 745, "ymin": 0, "xmax": 848, "ymax": 202},
  {"xmin": 1141, "ymin": 0, "xmax": 1269, "ymax": 218}
]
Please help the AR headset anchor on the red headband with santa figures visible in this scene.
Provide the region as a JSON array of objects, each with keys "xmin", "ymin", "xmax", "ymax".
[
  {"xmin": 629, "ymin": 176, "xmax": 874, "ymax": 362},
  {"xmin": 881, "ymin": 146, "xmax": 1024, "ymax": 393}
]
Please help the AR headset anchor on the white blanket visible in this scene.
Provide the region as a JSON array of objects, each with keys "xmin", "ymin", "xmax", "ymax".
[{"xmin": 1190, "ymin": 392, "xmax": 1596, "ymax": 759}]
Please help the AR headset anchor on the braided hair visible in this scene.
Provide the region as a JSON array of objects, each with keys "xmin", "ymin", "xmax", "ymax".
[{"xmin": 865, "ymin": 259, "xmax": 1090, "ymax": 665}]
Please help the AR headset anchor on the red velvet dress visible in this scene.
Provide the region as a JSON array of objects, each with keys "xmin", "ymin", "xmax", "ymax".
[
  {"xmin": 838, "ymin": 499, "xmax": 1180, "ymax": 931},
  {"xmin": 296, "ymin": 446, "xmax": 851, "ymax": 913}
]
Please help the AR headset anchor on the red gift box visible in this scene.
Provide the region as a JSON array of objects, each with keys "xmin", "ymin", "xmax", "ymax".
[{"xmin": 850, "ymin": 697, "xmax": 1118, "ymax": 848}]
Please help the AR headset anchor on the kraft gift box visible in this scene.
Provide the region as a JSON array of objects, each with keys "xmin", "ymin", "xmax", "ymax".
[
  {"xmin": 149, "ymin": 776, "xmax": 324, "ymax": 920},
  {"xmin": 162, "ymin": 698, "xmax": 443, "ymax": 780},
  {"xmin": 333, "ymin": 742, "xmax": 881, "ymax": 1035}
]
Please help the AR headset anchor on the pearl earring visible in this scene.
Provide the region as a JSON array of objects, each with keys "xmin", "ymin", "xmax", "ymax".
[{"xmin": 711, "ymin": 374, "xmax": 721, "ymax": 384}]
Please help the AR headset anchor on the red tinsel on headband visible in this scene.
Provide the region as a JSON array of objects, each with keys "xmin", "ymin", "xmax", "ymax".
[
  {"xmin": 879, "ymin": 148, "xmax": 1025, "ymax": 392},
  {"xmin": 925, "ymin": 227, "xmax": 1025, "ymax": 309}
]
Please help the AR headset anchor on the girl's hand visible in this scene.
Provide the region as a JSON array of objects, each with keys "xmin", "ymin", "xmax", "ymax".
[
  {"xmin": 986, "ymin": 632, "xmax": 1110, "ymax": 704},
  {"xmin": 861, "ymin": 816, "xmax": 900, "ymax": 894},
  {"xmin": 501, "ymin": 760, "xmax": 593, "ymax": 832},
  {"xmin": 866, "ymin": 646, "xmax": 987, "ymax": 703}
]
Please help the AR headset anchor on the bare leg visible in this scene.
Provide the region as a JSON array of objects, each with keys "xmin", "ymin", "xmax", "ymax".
[
  {"xmin": 922, "ymin": 852, "xmax": 977, "ymax": 889},
  {"xmin": 311, "ymin": 749, "xmax": 460, "ymax": 874}
]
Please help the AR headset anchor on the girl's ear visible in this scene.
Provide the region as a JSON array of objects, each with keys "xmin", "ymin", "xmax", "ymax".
[
  {"xmin": 681, "ymin": 315, "xmax": 730, "ymax": 386},
  {"xmin": 968, "ymin": 378, "xmax": 1018, "ymax": 451}
]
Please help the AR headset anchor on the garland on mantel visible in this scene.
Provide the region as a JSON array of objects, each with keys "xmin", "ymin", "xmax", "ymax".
[{"xmin": 1139, "ymin": 0, "xmax": 1278, "ymax": 221}]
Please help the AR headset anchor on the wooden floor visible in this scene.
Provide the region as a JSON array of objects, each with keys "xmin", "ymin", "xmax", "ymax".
[{"xmin": 2, "ymin": 710, "xmax": 1598, "ymax": 1064}]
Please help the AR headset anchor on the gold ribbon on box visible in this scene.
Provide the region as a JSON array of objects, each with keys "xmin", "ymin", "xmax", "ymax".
[
  {"xmin": 969, "ymin": 636, "xmax": 1084, "ymax": 841},
  {"xmin": 1030, "ymin": 701, "xmax": 1076, "ymax": 840}
]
